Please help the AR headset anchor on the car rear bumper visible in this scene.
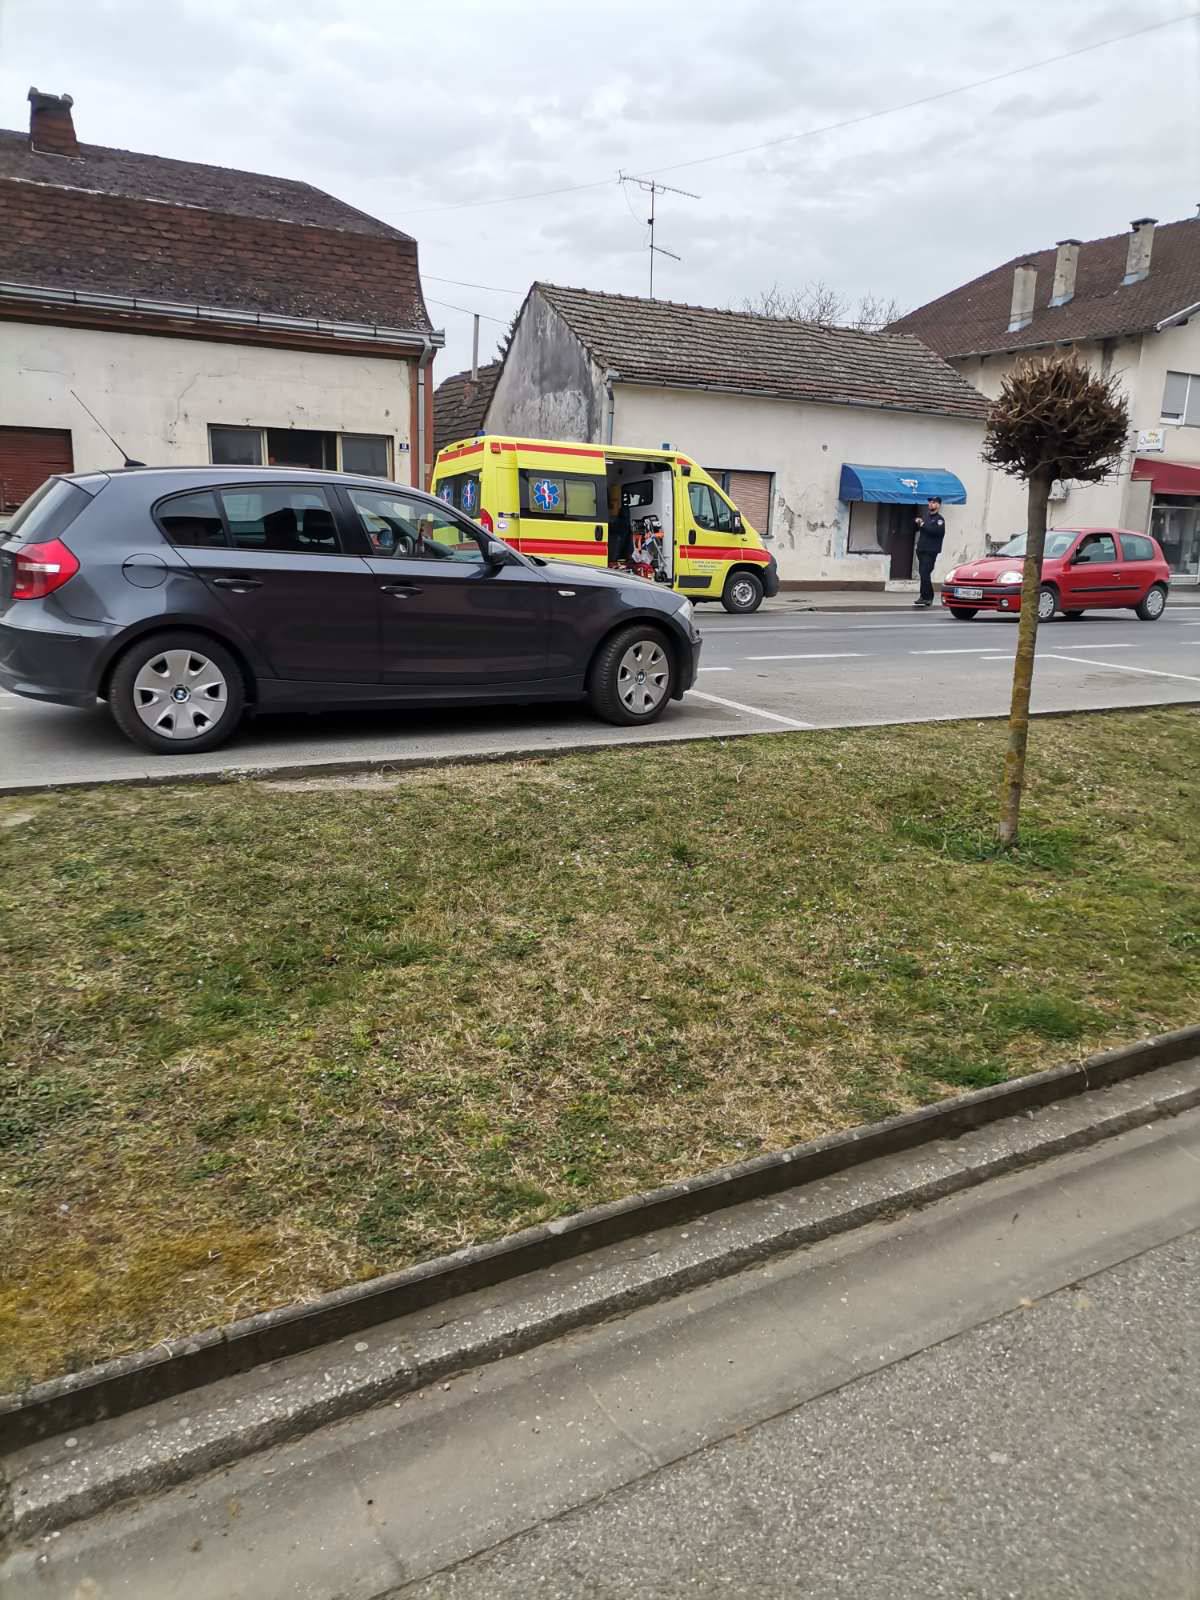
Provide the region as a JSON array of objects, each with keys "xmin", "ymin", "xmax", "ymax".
[
  {"xmin": 940, "ymin": 586, "xmax": 1022, "ymax": 613},
  {"xmin": 0, "ymin": 613, "xmax": 110, "ymax": 707}
]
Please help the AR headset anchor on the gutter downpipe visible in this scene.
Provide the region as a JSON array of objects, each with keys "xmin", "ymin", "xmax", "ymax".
[
  {"xmin": 416, "ymin": 335, "xmax": 436, "ymax": 489},
  {"xmin": 604, "ymin": 370, "xmax": 619, "ymax": 444}
]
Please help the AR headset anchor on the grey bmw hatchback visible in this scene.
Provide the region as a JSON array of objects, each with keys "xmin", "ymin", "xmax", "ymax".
[{"xmin": 0, "ymin": 467, "xmax": 701, "ymax": 754}]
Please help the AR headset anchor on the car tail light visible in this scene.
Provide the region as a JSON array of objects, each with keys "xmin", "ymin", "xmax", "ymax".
[
  {"xmin": 11, "ymin": 538, "xmax": 80, "ymax": 600},
  {"xmin": 478, "ymin": 509, "xmax": 494, "ymax": 533}
]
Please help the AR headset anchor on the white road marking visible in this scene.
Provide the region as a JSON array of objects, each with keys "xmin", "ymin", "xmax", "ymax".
[
  {"xmin": 744, "ymin": 652, "xmax": 864, "ymax": 661},
  {"xmin": 1043, "ymin": 654, "xmax": 1200, "ymax": 685},
  {"xmin": 981, "ymin": 655, "xmax": 1015, "ymax": 662},
  {"xmin": 698, "ymin": 666, "xmax": 733, "ymax": 672},
  {"xmin": 1053, "ymin": 641, "xmax": 1136, "ymax": 649},
  {"xmin": 690, "ymin": 690, "xmax": 815, "ymax": 729},
  {"xmin": 910, "ymin": 647, "xmax": 1006, "ymax": 655}
]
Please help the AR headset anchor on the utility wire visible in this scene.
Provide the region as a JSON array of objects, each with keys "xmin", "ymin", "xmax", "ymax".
[
  {"xmin": 423, "ymin": 273, "xmax": 524, "ymax": 295},
  {"xmin": 402, "ymin": 10, "xmax": 1197, "ymax": 215},
  {"xmin": 424, "ymin": 295, "xmax": 509, "ymax": 324}
]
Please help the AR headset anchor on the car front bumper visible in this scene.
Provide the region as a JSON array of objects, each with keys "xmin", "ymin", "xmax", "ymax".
[
  {"xmin": 940, "ymin": 585, "xmax": 1022, "ymax": 613},
  {"xmin": 762, "ymin": 554, "xmax": 781, "ymax": 598}
]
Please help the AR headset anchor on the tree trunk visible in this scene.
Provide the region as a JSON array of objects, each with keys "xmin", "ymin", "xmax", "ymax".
[{"xmin": 998, "ymin": 467, "xmax": 1054, "ymax": 848}]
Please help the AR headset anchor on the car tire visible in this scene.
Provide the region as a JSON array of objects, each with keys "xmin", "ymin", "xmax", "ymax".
[
  {"xmin": 1037, "ymin": 584, "xmax": 1058, "ymax": 623},
  {"xmin": 1134, "ymin": 585, "xmax": 1167, "ymax": 621},
  {"xmin": 588, "ymin": 625, "xmax": 674, "ymax": 726},
  {"xmin": 1063, "ymin": 610, "xmax": 1085, "ymax": 620},
  {"xmin": 721, "ymin": 570, "xmax": 765, "ymax": 614},
  {"xmin": 948, "ymin": 607, "xmax": 978, "ymax": 620},
  {"xmin": 109, "ymin": 631, "xmax": 245, "ymax": 754}
]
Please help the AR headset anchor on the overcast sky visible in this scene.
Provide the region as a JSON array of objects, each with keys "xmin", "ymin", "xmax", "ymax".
[{"xmin": 1, "ymin": 0, "xmax": 1197, "ymax": 377}]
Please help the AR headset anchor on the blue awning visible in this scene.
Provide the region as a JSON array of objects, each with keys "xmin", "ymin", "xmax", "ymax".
[{"xmin": 839, "ymin": 464, "xmax": 967, "ymax": 504}]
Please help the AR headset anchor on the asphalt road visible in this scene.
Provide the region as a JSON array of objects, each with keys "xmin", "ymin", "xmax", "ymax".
[
  {"xmin": 12, "ymin": 1104, "xmax": 1199, "ymax": 1599},
  {"xmin": 2, "ymin": 605, "xmax": 1199, "ymax": 791}
]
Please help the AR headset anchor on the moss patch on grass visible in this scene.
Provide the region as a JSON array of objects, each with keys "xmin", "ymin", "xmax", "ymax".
[{"xmin": 2, "ymin": 708, "xmax": 1198, "ymax": 1389}]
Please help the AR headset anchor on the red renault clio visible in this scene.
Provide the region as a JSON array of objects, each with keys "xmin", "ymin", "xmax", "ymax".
[{"xmin": 941, "ymin": 527, "xmax": 1171, "ymax": 622}]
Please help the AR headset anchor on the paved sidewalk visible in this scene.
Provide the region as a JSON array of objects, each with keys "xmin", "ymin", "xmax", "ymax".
[{"xmin": 771, "ymin": 585, "xmax": 1200, "ymax": 611}]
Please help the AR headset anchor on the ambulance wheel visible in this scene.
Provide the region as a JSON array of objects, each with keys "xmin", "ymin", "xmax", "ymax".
[
  {"xmin": 589, "ymin": 625, "xmax": 674, "ymax": 726},
  {"xmin": 721, "ymin": 570, "xmax": 764, "ymax": 613}
]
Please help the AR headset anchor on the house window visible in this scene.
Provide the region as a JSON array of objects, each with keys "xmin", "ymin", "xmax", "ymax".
[
  {"xmin": 210, "ymin": 426, "xmax": 264, "ymax": 466},
  {"xmin": 340, "ymin": 434, "xmax": 391, "ymax": 477},
  {"xmin": 208, "ymin": 426, "xmax": 394, "ymax": 475},
  {"xmin": 1161, "ymin": 371, "xmax": 1200, "ymax": 427}
]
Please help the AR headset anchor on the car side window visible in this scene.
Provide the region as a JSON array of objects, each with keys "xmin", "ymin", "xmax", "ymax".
[
  {"xmin": 157, "ymin": 490, "xmax": 229, "ymax": 548},
  {"xmin": 218, "ymin": 487, "xmax": 342, "ymax": 554},
  {"xmin": 1076, "ymin": 533, "xmax": 1117, "ymax": 562},
  {"xmin": 1121, "ymin": 534, "xmax": 1155, "ymax": 561},
  {"xmin": 688, "ymin": 483, "xmax": 717, "ymax": 530},
  {"xmin": 348, "ymin": 489, "xmax": 486, "ymax": 563}
]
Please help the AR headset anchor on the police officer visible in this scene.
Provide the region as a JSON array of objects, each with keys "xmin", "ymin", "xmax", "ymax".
[{"xmin": 913, "ymin": 495, "xmax": 946, "ymax": 609}]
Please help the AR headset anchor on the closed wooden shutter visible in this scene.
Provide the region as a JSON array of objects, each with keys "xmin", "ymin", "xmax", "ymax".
[
  {"xmin": 0, "ymin": 428, "xmax": 74, "ymax": 513},
  {"xmin": 724, "ymin": 470, "xmax": 773, "ymax": 536}
]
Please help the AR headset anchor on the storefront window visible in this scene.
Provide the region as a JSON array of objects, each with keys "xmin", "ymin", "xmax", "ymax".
[{"xmin": 1151, "ymin": 496, "xmax": 1200, "ymax": 577}]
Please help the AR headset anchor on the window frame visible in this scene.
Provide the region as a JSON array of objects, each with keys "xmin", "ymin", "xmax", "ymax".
[
  {"xmin": 1161, "ymin": 370, "xmax": 1200, "ymax": 427},
  {"xmin": 338, "ymin": 433, "xmax": 393, "ymax": 478},
  {"xmin": 208, "ymin": 425, "xmax": 266, "ymax": 468},
  {"xmin": 518, "ymin": 468, "xmax": 604, "ymax": 521},
  {"xmin": 344, "ymin": 485, "xmax": 491, "ymax": 564},
  {"xmin": 154, "ymin": 487, "xmax": 232, "ymax": 549},
  {"xmin": 1119, "ymin": 533, "xmax": 1156, "ymax": 562}
]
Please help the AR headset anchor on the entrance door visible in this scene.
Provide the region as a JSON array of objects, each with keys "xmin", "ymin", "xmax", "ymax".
[
  {"xmin": 884, "ymin": 506, "xmax": 917, "ymax": 580},
  {"xmin": 1151, "ymin": 499, "xmax": 1200, "ymax": 579},
  {"xmin": 343, "ymin": 485, "xmax": 550, "ymax": 687}
]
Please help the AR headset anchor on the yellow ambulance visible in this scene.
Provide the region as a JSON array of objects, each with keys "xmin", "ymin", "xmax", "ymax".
[{"xmin": 431, "ymin": 434, "xmax": 779, "ymax": 613}]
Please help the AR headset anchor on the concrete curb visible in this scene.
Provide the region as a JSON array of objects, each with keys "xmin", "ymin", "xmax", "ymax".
[
  {"xmin": 2, "ymin": 701, "xmax": 1197, "ymax": 800},
  {"xmin": 3, "ymin": 1023, "xmax": 1198, "ymax": 1459},
  {"xmin": 6, "ymin": 1054, "xmax": 1200, "ymax": 1542}
]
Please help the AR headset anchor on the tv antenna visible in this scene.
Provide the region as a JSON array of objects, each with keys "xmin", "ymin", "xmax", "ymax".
[{"xmin": 619, "ymin": 172, "xmax": 700, "ymax": 298}]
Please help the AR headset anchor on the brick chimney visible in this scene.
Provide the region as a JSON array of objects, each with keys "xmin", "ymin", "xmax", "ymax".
[
  {"xmin": 1007, "ymin": 261, "xmax": 1038, "ymax": 332},
  {"xmin": 28, "ymin": 87, "xmax": 78, "ymax": 156},
  {"xmin": 1049, "ymin": 239, "xmax": 1081, "ymax": 307},
  {"xmin": 1123, "ymin": 218, "xmax": 1157, "ymax": 285}
]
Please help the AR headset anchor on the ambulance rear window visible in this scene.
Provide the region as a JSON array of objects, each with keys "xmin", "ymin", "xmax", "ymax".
[{"xmin": 437, "ymin": 472, "xmax": 481, "ymax": 516}]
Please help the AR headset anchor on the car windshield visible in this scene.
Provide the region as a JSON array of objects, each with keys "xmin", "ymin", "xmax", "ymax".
[{"xmin": 997, "ymin": 532, "xmax": 1076, "ymax": 559}]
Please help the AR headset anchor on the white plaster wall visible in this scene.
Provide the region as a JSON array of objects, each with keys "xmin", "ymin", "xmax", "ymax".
[
  {"xmin": 1, "ymin": 321, "xmax": 416, "ymax": 481},
  {"xmin": 953, "ymin": 320, "xmax": 1200, "ymax": 540},
  {"xmin": 612, "ymin": 385, "xmax": 990, "ymax": 582}
]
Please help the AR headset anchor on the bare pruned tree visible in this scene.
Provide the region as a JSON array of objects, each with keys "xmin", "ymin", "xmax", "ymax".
[
  {"xmin": 982, "ymin": 355, "xmax": 1130, "ymax": 847},
  {"xmin": 741, "ymin": 280, "xmax": 905, "ymax": 331}
]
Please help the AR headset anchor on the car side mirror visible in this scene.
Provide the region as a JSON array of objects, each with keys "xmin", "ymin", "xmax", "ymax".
[
  {"xmin": 485, "ymin": 541, "xmax": 516, "ymax": 568},
  {"xmin": 732, "ymin": 512, "xmax": 744, "ymax": 533}
]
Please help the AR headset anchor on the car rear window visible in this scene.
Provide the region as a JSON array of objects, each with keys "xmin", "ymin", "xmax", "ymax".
[{"xmin": 3, "ymin": 477, "xmax": 95, "ymax": 544}]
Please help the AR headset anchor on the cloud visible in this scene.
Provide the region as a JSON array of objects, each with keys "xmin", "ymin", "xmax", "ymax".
[{"xmin": 1, "ymin": 0, "xmax": 1196, "ymax": 375}]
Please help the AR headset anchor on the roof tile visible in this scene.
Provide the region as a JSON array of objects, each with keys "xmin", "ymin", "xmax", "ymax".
[
  {"xmin": 890, "ymin": 217, "xmax": 1200, "ymax": 357},
  {"xmin": 535, "ymin": 284, "xmax": 988, "ymax": 420}
]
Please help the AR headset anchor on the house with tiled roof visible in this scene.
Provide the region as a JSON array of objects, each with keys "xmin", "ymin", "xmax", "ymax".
[
  {"xmin": 484, "ymin": 282, "xmax": 993, "ymax": 586},
  {"xmin": 0, "ymin": 89, "xmax": 443, "ymax": 512},
  {"xmin": 892, "ymin": 216, "xmax": 1200, "ymax": 581},
  {"xmin": 433, "ymin": 362, "xmax": 501, "ymax": 454}
]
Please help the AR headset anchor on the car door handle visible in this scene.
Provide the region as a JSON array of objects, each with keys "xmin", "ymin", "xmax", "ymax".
[
  {"xmin": 211, "ymin": 576, "xmax": 262, "ymax": 591},
  {"xmin": 594, "ymin": 525, "xmax": 605, "ymax": 541},
  {"xmin": 379, "ymin": 580, "xmax": 422, "ymax": 595}
]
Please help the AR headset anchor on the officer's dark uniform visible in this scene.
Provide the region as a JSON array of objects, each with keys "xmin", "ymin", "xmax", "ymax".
[{"xmin": 914, "ymin": 501, "xmax": 946, "ymax": 607}]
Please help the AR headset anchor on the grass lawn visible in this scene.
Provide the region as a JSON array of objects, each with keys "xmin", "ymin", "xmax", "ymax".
[{"xmin": 2, "ymin": 707, "xmax": 1199, "ymax": 1391}]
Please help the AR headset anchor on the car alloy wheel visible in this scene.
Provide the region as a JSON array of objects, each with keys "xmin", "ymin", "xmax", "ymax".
[
  {"xmin": 1037, "ymin": 586, "xmax": 1057, "ymax": 622},
  {"xmin": 617, "ymin": 638, "xmax": 670, "ymax": 716},
  {"xmin": 1141, "ymin": 586, "xmax": 1166, "ymax": 619},
  {"xmin": 133, "ymin": 648, "xmax": 229, "ymax": 740}
]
